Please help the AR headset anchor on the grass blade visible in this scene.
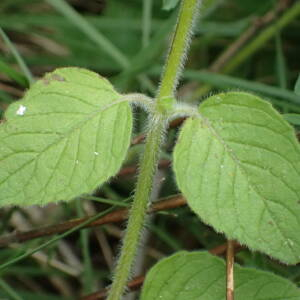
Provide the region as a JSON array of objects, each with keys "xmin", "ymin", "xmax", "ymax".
[
  {"xmin": 0, "ymin": 27, "xmax": 34, "ymax": 86},
  {"xmin": 45, "ymin": 0, "xmax": 129, "ymax": 69}
]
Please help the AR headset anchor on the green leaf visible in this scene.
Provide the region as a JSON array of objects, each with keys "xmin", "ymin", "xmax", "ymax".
[
  {"xmin": 173, "ymin": 92, "xmax": 300, "ymax": 264},
  {"xmin": 0, "ymin": 67, "xmax": 132, "ymax": 206},
  {"xmin": 141, "ymin": 251, "xmax": 300, "ymax": 300}
]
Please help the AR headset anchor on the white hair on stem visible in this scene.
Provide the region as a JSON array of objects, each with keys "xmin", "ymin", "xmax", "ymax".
[{"xmin": 157, "ymin": 0, "xmax": 202, "ymax": 98}]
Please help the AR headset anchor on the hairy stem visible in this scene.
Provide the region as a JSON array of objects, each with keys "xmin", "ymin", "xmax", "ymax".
[
  {"xmin": 107, "ymin": 115, "xmax": 167, "ymax": 300},
  {"xmin": 157, "ymin": 0, "xmax": 200, "ymax": 112},
  {"xmin": 108, "ymin": 1, "xmax": 201, "ymax": 298}
]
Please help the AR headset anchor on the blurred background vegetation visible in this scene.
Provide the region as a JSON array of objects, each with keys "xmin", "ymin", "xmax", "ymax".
[{"xmin": 0, "ymin": 0, "xmax": 299, "ymax": 299}]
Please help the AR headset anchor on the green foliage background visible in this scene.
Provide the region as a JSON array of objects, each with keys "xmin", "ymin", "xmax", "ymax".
[{"xmin": 0, "ymin": 0, "xmax": 299, "ymax": 299}]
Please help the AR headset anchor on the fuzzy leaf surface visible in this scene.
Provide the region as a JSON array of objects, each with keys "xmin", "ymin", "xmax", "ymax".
[
  {"xmin": 173, "ymin": 92, "xmax": 300, "ymax": 264},
  {"xmin": 0, "ymin": 67, "xmax": 132, "ymax": 206},
  {"xmin": 141, "ymin": 251, "xmax": 300, "ymax": 300}
]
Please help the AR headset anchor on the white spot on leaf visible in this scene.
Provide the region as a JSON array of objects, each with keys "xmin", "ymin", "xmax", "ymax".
[
  {"xmin": 94, "ymin": 152, "xmax": 99, "ymax": 155},
  {"xmin": 16, "ymin": 105, "xmax": 26, "ymax": 116}
]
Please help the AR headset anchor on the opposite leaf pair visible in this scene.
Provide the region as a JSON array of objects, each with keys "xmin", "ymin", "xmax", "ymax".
[{"xmin": 0, "ymin": 67, "xmax": 299, "ymax": 268}]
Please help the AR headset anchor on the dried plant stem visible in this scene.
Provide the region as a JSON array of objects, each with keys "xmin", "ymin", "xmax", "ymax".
[
  {"xmin": 209, "ymin": 0, "xmax": 289, "ymax": 73},
  {"xmin": 0, "ymin": 195, "xmax": 186, "ymax": 248},
  {"xmin": 226, "ymin": 240, "xmax": 235, "ymax": 300}
]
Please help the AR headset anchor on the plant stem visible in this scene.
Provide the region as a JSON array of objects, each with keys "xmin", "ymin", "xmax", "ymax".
[
  {"xmin": 108, "ymin": 1, "xmax": 201, "ymax": 298},
  {"xmin": 0, "ymin": 195, "xmax": 185, "ymax": 248},
  {"xmin": 0, "ymin": 206, "xmax": 116, "ymax": 271},
  {"xmin": 226, "ymin": 240, "xmax": 235, "ymax": 300},
  {"xmin": 156, "ymin": 0, "xmax": 200, "ymax": 112},
  {"xmin": 107, "ymin": 115, "xmax": 167, "ymax": 300}
]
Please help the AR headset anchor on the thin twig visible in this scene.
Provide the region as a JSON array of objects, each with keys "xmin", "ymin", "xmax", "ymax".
[
  {"xmin": 0, "ymin": 195, "xmax": 186, "ymax": 247},
  {"xmin": 209, "ymin": 0, "xmax": 289, "ymax": 73},
  {"xmin": 226, "ymin": 240, "xmax": 235, "ymax": 300}
]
